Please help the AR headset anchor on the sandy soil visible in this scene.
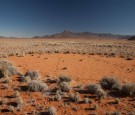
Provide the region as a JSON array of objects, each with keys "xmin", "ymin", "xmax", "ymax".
[
  {"xmin": 2, "ymin": 54, "xmax": 134, "ymax": 115},
  {"xmin": 8, "ymin": 54, "xmax": 135, "ymax": 84}
]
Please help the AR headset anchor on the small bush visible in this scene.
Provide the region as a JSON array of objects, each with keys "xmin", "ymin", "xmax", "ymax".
[
  {"xmin": 106, "ymin": 112, "xmax": 111, "ymax": 115},
  {"xmin": 128, "ymin": 112, "xmax": 135, "ymax": 115},
  {"xmin": 48, "ymin": 106, "xmax": 57, "ymax": 115},
  {"xmin": 16, "ymin": 97, "xmax": 24, "ymax": 106},
  {"xmin": 74, "ymin": 92, "xmax": 80, "ymax": 103},
  {"xmin": 112, "ymin": 111, "xmax": 121, "ymax": 115},
  {"xmin": 121, "ymin": 83, "xmax": 135, "ymax": 97},
  {"xmin": 55, "ymin": 93, "xmax": 62, "ymax": 101},
  {"xmin": 25, "ymin": 70, "xmax": 40, "ymax": 80},
  {"xmin": 115, "ymin": 98, "xmax": 120, "ymax": 104},
  {"xmin": 69, "ymin": 92, "xmax": 80, "ymax": 103},
  {"xmin": 1, "ymin": 98, "xmax": 8, "ymax": 105},
  {"xmin": 83, "ymin": 98, "xmax": 89, "ymax": 104},
  {"xmin": 58, "ymin": 82, "xmax": 71, "ymax": 92},
  {"xmin": 58, "ymin": 75, "xmax": 72, "ymax": 83},
  {"xmin": 93, "ymin": 104, "xmax": 98, "ymax": 110},
  {"xmin": 13, "ymin": 91, "xmax": 20, "ymax": 97},
  {"xmin": 28, "ymin": 80, "xmax": 48, "ymax": 92},
  {"xmin": 96, "ymin": 89, "xmax": 106, "ymax": 99},
  {"xmin": 100, "ymin": 77, "xmax": 121, "ymax": 90},
  {"xmin": 87, "ymin": 84, "xmax": 101, "ymax": 94},
  {"xmin": 8, "ymin": 105, "xmax": 14, "ymax": 112},
  {"xmin": 0, "ymin": 60, "xmax": 17, "ymax": 78}
]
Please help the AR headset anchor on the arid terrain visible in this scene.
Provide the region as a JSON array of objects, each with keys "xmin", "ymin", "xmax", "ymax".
[{"xmin": 0, "ymin": 38, "xmax": 135, "ymax": 115}]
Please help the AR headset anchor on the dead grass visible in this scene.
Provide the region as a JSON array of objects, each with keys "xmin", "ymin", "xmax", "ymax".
[{"xmin": 0, "ymin": 38, "xmax": 135, "ymax": 60}]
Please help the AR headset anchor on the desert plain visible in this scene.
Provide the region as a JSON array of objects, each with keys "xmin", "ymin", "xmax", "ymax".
[{"xmin": 0, "ymin": 37, "xmax": 135, "ymax": 115}]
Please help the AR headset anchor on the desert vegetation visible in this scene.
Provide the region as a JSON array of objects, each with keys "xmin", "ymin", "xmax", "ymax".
[
  {"xmin": 0, "ymin": 38, "xmax": 135, "ymax": 60},
  {"xmin": 0, "ymin": 58, "xmax": 134, "ymax": 114},
  {"xmin": 0, "ymin": 38, "xmax": 134, "ymax": 114}
]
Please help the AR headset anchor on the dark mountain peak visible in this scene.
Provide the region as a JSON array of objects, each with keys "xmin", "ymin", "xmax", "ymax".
[{"xmin": 33, "ymin": 30, "xmax": 132, "ymax": 39}]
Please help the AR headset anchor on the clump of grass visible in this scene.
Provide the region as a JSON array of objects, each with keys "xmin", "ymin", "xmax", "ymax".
[
  {"xmin": 69, "ymin": 92, "xmax": 80, "ymax": 103},
  {"xmin": 121, "ymin": 83, "xmax": 135, "ymax": 97},
  {"xmin": 115, "ymin": 98, "xmax": 120, "ymax": 104},
  {"xmin": 58, "ymin": 82, "xmax": 71, "ymax": 92},
  {"xmin": 58, "ymin": 75, "xmax": 72, "ymax": 83},
  {"xmin": 48, "ymin": 106, "xmax": 57, "ymax": 115},
  {"xmin": 13, "ymin": 91, "xmax": 20, "ymax": 97},
  {"xmin": 8, "ymin": 105, "xmax": 15, "ymax": 112},
  {"xmin": 93, "ymin": 104, "xmax": 98, "ymax": 110},
  {"xmin": 1, "ymin": 98, "xmax": 8, "ymax": 105},
  {"xmin": 106, "ymin": 112, "xmax": 111, "ymax": 115},
  {"xmin": 24, "ymin": 70, "xmax": 41, "ymax": 80},
  {"xmin": 28, "ymin": 80, "xmax": 48, "ymax": 92},
  {"xmin": 96, "ymin": 88, "xmax": 106, "ymax": 99},
  {"xmin": 128, "ymin": 112, "xmax": 135, "ymax": 115},
  {"xmin": 55, "ymin": 93, "xmax": 62, "ymax": 101},
  {"xmin": 74, "ymin": 92, "xmax": 80, "ymax": 103},
  {"xmin": 16, "ymin": 97, "xmax": 24, "ymax": 106},
  {"xmin": 112, "ymin": 111, "xmax": 121, "ymax": 115},
  {"xmin": 0, "ymin": 60, "xmax": 17, "ymax": 78},
  {"xmin": 100, "ymin": 76, "xmax": 121, "ymax": 90},
  {"xmin": 86, "ymin": 84, "xmax": 101, "ymax": 94},
  {"xmin": 83, "ymin": 98, "xmax": 89, "ymax": 104}
]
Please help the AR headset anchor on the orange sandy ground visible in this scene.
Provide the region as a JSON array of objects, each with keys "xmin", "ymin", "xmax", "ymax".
[
  {"xmin": 2, "ymin": 54, "xmax": 135, "ymax": 114},
  {"xmin": 8, "ymin": 54, "xmax": 135, "ymax": 84}
]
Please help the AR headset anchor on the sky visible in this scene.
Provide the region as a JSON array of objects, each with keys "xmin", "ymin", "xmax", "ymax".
[{"xmin": 0, "ymin": 0, "xmax": 135, "ymax": 37}]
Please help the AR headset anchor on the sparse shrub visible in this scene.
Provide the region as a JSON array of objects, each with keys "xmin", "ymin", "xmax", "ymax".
[
  {"xmin": 115, "ymin": 98, "xmax": 120, "ymax": 104},
  {"xmin": 93, "ymin": 104, "xmax": 98, "ymax": 110},
  {"xmin": 96, "ymin": 89, "xmax": 106, "ymax": 99},
  {"xmin": 1, "ymin": 98, "xmax": 8, "ymax": 105},
  {"xmin": 17, "ymin": 53, "xmax": 25, "ymax": 57},
  {"xmin": 83, "ymin": 98, "xmax": 89, "ymax": 104},
  {"xmin": 55, "ymin": 93, "xmax": 62, "ymax": 101},
  {"xmin": 69, "ymin": 93, "xmax": 75, "ymax": 101},
  {"xmin": 87, "ymin": 84, "xmax": 101, "ymax": 94},
  {"xmin": 75, "ymin": 84, "xmax": 83, "ymax": 89},
  {"xmin": 16, "ymin": 105, "xmax": 22, "ymax": 111},
  {"xmin": 100, "ymin": 76, "xmax": 121, "ymax": 90},
  {"xmin": 48, "ymin": 106, "xmax": 57, "ymax": 115},
  {"xmin": 55, "ymin": 89, "xmax": 62, "ymax": 95},
  {"xmin": 69, "ymin": 92, "xmax": 80, "ymax": 103},
  {"xmin": 58, "ymin": 75, "xmax": 72, "ymax": 83},
  {"xmin": 3, "ymin": 84, "xmax": 9, "ymax": 89},
  {"xmin": 0, "ymin": 60, "xmax": 17, "ymax": 78},
  {"xmin": 25, "ymin": 70, "xmax": 40, "ymax": 80},
  {"xmin": 112, "ymin": 111, "xmax": 121, "ymax": 115},
  {"xmin": 74, "ymin": 92, "xmax": 80, "ymax": 103},
  {"xmin": 106, "ymin": 112, "xmax": 111, "ymax": 115},
  {"xmin": 126, "ymin": 56, "xmax": 134, "ymax": 60},
  {"xmin": 128, "ymin": 112, "xmax": 135, "ymax": 115},
  {"xmin": 72, "ymin": 107, "xmax": 78, "ymax": 111},
  {"xmin": 20, "ymin": 76, "xmax": 31, "ymax": 82},
  {"xmin": 58, "ymin": 82, "xmax": 71, "ymax": 92},
  {"xmin": 28, "ymin": 80, "xmax": 48, "ymax": 92},
  {"xmin": 2, "ymin": 78, "xmax": 11, "ymax": 84},
  {"xmin": 121, "ymin": 83, "xmax": 135, "ymax": 97},
  {"xmin": 8, "ymin": 105, "xmax": 14, "ymax": 112},
  {"xmin": 13, "ymin": 91, "xmax": 20, "ymax": 97},
  {"xmin": 16, "ymin": 97, "xmax": 24, "ymax": 106}
]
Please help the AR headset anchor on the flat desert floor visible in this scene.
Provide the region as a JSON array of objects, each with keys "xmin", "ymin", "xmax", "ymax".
[{"xmin": 0, "ymin": 38, "xmax": 135, "ymax": 115}]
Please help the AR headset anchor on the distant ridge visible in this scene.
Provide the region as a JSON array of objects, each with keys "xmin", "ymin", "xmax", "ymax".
[
  {"xmin": 128, "ymin": 36, "xmax": 135, "ymax": 40},
  {"xmin": 33, "ymin": 30, "xmax": 131, "ymax": 39}
]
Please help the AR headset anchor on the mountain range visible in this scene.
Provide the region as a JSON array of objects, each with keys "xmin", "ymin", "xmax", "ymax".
[{"xmin": 33, "ymin": 30, "xmax": 131, "ymax": 39}]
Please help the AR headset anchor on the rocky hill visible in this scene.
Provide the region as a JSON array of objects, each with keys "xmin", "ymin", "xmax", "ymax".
[{"xmin": 35, "ymin": 30, "xmax": 131, "ymax": 39}]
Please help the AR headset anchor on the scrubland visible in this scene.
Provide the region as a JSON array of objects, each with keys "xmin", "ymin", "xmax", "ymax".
[{"xmin": 0, "ymin": 38, "xmax": 135, "ymax": 114}]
